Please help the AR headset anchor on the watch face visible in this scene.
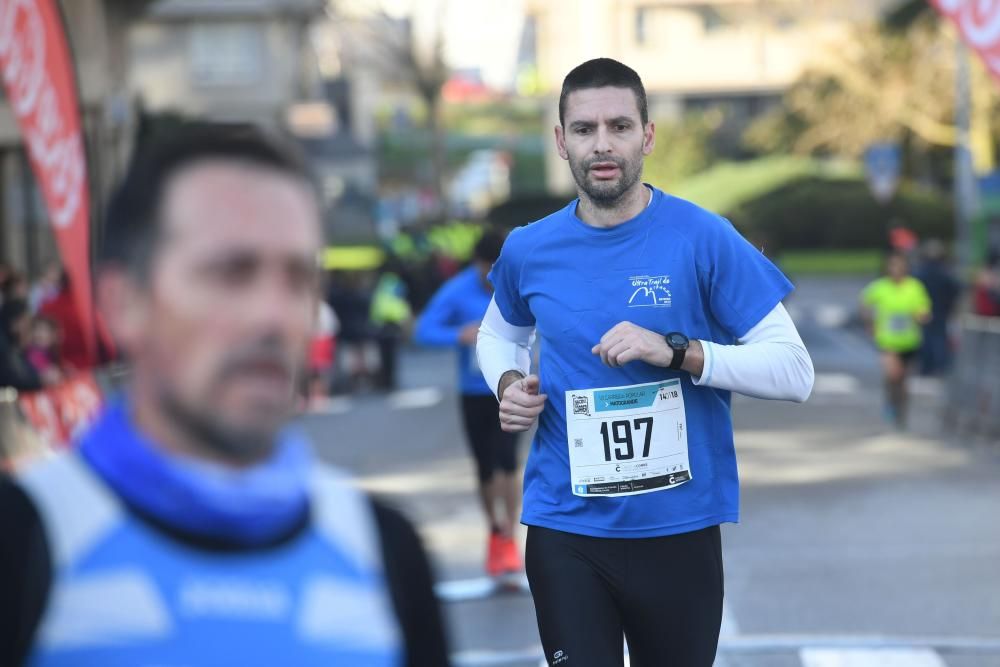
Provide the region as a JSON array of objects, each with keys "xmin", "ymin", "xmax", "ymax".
[{"xmin": 667, "ymin": 332, "xmax": 689, "ymax": 349}]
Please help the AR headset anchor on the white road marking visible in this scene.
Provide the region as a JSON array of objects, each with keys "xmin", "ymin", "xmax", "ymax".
[
  {"xmin": 812, "ymin": 373, "xmax": 861, "ymax": 395},
  {"xmin": 459, "ymin": 593, "xmax": 740, "ymax": 666},
  {"xmin": 452, "ymin": 648, "xmax": 545, "ymax": 666},
  {"xmin": 720, "ymin": 601, "xmax": 740, "ymax": 637},
  {"xmin": 435, "ymin": 575, "xmax": 530, "ymax": 603},
  {"xmin": 800, "ymin": 648, "xmax": 946, "ymax": 667},
  {"xmin": 909, "ymin": 376, "xmax": 944, "ymax": 398},
  {"xmin": 815, "ymin": 305, "xmax": 851, "ymax": 329},
  {"xmin": 786, "ymin": 304, "xmax": 851, "ymax": 329},
  {"xmin": 307, "ymin": 397, "xmax": 354, "ymax": 415},
  {"xmin": 387, "ymin": 387, "xmax": 444, "ymax": 410},
  {"xmin": 714, "ymin": 601, "xmax": 739, "ymax": 667},
  {"xmin": 458, "ymin": 635, "xmax": 1000, "ymax": 667}
]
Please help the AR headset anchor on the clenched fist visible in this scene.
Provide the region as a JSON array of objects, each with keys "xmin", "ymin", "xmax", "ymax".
[
  {"xmin": 591, "ymin": 321, "xmax": 673, "ymax": 368},
  {"xmin": 498, "ymin": 373, "xmax": 547, "ymax": 433}
]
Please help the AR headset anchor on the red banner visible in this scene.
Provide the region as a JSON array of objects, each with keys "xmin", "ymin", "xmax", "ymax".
[
  {"xmin": 0, "ymin": 0, "xmax": 95, "ymax": 357},
  {"xmin": 18, "ymin": 373, "xmax": 102, "ymax": 449},
  {"xmin": 930, "ymin": 0, "xmax": 1000, "ymax": 84}
]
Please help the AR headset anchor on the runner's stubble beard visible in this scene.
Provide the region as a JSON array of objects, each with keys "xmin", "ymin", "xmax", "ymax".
[
  {"xmin": 156, "ymin": 335, "xmax": 299, "ymax": 464},
  {"xmin": 568, "ymin": 152, "xmax": 644, "ymax": 210}
]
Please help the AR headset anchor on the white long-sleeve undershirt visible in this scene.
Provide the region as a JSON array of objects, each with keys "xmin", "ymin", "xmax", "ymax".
[
  {"xmin": 476, "ymin": 298, "xmax": 814, "ymax": 403},
  {"xmin": 476, "ymin": 299, "xmax": 535, "ymax": 398},
  {"xmin": 693, "ymin": 302, "xmax": 814, "ymax": 402}
]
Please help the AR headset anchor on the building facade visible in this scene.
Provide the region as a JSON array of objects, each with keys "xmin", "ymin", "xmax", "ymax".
[
  {"xmin": 522, "ymin": 0, "xmax": 902, "ymax": 191},
  {"xmin": 0, "ymin": 0, "xmax": 147, "ymax": 279}
]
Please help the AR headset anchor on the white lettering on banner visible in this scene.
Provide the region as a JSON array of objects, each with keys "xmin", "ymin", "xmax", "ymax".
[
  {"xmin": 30, "ymin": 131, "xmax": 84, "ymax": 228},
  {"xmin": 931, "ymin": 0, "xmax": 1000, "ymax": 84},
  {"xmin": 0, "ymin": 0, "xmax": 45, "ymax": 116},
  {"xmin": 958, "ymin": 1, "xmax": 1000, "ymax": 47},
  {"xmin": 0, "ymin": 0, "xmax": 85, "ymax": 229}
]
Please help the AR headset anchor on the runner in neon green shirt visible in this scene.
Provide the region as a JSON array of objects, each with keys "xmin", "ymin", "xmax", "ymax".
[{"xmin": 860, "ymin": 253, "xmax": 931, "ymax": 429}]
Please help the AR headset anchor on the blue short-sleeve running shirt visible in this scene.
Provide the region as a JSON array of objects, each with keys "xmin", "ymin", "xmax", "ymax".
[
  {"xmin": 414, "ymin": 266, "xmax": 493, "ymax": 395},
  {"xmin": 488, "ymin": 186, "xmax": 793, "ymax": 538}
]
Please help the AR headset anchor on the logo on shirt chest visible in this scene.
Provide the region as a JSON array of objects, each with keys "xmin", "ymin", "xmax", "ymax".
[{"xmin": 627, "ymin": 275, "xmax": 671, "ymax": 308}]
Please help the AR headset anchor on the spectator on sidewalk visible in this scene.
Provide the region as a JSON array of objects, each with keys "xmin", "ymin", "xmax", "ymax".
[
  {"xmin": 972, "ymin": 251, "xmax": 1000, "ymax": 318},
  {"xmin": 370, "ymin": 263, "xmax": 412, "ymax": 393},
  {"xmin": 29, "ymin": 262, "xmax": 62, "ymax": 314},
  {"xmin": 2, "ymin": 272, "xmax": 29, "ymax": 305},
  {"xmin": 307, "ymin": 300, "xmax": 339, "ymax": 403},
  {"xmin": 913, "ymin": 240, "xmax": 960, "ymax": 375},
  {"xmin": 25, "ymin": 316, "xmax": 64, "ymax": 386},
  {"xmin": 0, "ymin": 263, "xmax": 12, "ymax": 305},
  {"xmin": 0, "ymin": 299, "xmax": 42, "ymax": 392},
  {"xmin": 327, "ymin": 271, "xmax": 375, "ymax": 392},
  {"xmin": 38, "ymin": 272, "xmax": 97, "ymax": 371}
]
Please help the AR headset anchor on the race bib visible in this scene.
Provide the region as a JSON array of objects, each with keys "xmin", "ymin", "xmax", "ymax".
[
  {"xmin": 565, "ymin": 379, "xmax": 691, "ymax": 497},
  {"xmin": 888, "ymin": 314, "xmax": 913, "ymax": 333}
]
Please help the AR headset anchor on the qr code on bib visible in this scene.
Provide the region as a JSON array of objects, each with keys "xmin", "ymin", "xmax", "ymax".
[{"xmin": 574, "ymin": 438, "xmax": 583, "ymax": 448}]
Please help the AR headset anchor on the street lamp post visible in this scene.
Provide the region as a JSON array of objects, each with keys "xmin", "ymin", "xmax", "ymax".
[{"xmin": 953, "ymin": 40, "xmax": 980, "ymax": 276}]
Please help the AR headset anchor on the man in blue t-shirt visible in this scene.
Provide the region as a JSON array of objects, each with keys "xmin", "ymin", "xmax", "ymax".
[
  {"xmin": 477, "ymin": 58, "xmax": 814, "ymax": 666},
  {"xmin": 415, "ymin": 228, "xmax": 523, "ymax": 577}
]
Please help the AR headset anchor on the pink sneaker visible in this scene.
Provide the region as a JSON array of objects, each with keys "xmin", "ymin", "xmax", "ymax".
[
  {"xmin": 486, "ymin": 533, "xmax": 506, "ymax": 577},
  {"xmin": 499, "ymin": 535, "xmax": 523, "ymax": 574}
]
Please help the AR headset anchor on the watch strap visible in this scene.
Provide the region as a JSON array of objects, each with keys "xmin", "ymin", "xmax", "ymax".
[{"xmin": 668, "ymin": 345, "xmax": 686, "ymax": 370}]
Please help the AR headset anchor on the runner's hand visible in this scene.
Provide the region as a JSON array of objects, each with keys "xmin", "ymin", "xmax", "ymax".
[
  {"xmin": 499, "ymin": 374, "xmax": 547, "ymax": 433},
  {"xmin": 458, "ymin": 321, "xmax": 481, "ymax": 345},
  {"xmin": 592, "ymin": 321, "xmax": 672, "ymax": 368}
]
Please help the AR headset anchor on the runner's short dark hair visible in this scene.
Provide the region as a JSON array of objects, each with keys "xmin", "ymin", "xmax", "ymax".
[
  {"xmin": 473, "ymin": 228, "xmax": 506, "ymax": 264},
  {"xmin": 101, "ymin": 122, "xmax": 315, "ymax": 283},
  {"xmin": 559, "ymin": 58, "xmax": 648, "ymax": 127}
]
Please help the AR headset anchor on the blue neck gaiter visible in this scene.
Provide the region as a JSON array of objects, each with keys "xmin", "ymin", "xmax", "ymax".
[{"xmin": 79, "ymin": 398, "xmax": 312, "ymax": 546}]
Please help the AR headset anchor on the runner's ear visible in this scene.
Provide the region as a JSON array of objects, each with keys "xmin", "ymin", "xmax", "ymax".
[{"xmin": 96, "ymin": 268, "xmax": 149, "ymax": 353}]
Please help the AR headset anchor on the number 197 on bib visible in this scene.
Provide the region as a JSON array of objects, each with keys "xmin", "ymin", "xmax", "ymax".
[{"xmin": 599, "ymin": 417, "xmax": 653, "ymax": 461}]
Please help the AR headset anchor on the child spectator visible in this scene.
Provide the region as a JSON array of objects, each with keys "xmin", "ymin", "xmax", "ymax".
[{"xmin": 25, "ymin": 316, "xmax": 64, "ymax": 386}]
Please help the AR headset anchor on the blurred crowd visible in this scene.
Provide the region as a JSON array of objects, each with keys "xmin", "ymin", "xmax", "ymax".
[
  {"xmin": 316, "ymin": 248, "xmax": 466, "ymax": 399},
  {"xmin": 972, "ymin": 250, "xmax": 1000, "ymax": 319},
  {"xmin": 0, "ymin": 263, "xmax": 97, "ymax": 392},
  {"xmin": 3, "ymin": 234, "xmax": 998, "ymax": 399},
  {"xmin": 892, "ymin": 239, "xmax": 1000, "ymax": 378}
]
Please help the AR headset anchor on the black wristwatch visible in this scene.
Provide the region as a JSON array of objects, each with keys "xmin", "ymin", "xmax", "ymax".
[{"xmin": 664, "ymin": 332, "xmax": 689, "ymax": 370}]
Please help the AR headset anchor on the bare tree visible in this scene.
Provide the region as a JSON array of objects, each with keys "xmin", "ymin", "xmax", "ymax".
[
  {"xmin": 326, "ymin": 0, "xmax": 450, "ymax": 217},
  {"xmin": 745, "ymin": 12, "xmax": 997, "ymax": 173}
]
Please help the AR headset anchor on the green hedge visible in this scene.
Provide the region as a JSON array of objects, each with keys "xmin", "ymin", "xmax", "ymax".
[
  {"xmin": 776, "ymin": 249, "xmax": 883, "ymax": 275},
  {"xmin": 725, "ymin": 177, "xmax": 953, "ymax": 252},
  {"xmin": 669, "ymin": 156, "xmax": 854, "ymax": 215}
]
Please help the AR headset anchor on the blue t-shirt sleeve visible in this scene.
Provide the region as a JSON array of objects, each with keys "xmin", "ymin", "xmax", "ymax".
[
  {"xmin": 699, "ymin": 216, "xmax": 794, "ymax": 338},
  {"xmin": 414, "ymin": 281, "xmax": 462, "ymax": 347},
  {"xmin": 487, "ymin": 230, "xmax": 535, "ymax": 327}
]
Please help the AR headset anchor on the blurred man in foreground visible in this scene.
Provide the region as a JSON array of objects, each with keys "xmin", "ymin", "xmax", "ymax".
[{"xmin": 0, "ymin": 124, "xmax": 449, "ymax": 666}]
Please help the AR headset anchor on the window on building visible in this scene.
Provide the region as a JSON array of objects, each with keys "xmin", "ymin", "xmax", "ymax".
[
  {"xmin": 189, "ymin": 22, "xmax": 265, "ymax": 87},
  {"xmin": 695, "ymin": 7, "xmax": 728, "ymax": 33},
  {"xmin": 635, "ymin": 6, "xmax": 648, "ymax": 46},
  {"xmin": 517, "ymin": 15, "xmax": 537, "ymax": 66},
  {"xmin": 776, "ymin": 14, "xmax": 796, "ymax": 31}
]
